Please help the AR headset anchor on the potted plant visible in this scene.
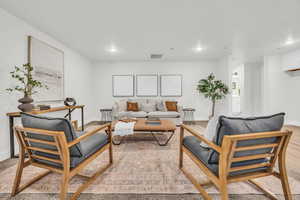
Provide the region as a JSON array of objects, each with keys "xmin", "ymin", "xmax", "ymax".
[
  {"xmin": 197, "ymin": 73, "xmax": 229, "ymax": 119},
  {"xmin": 7, "ymin": 63, "xmax": 48, "ymax": 112}
]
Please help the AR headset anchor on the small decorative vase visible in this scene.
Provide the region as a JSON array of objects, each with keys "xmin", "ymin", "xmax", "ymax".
[{"xmin": 18, "ymin": 95, "xmax": 34, "ymax": 112}]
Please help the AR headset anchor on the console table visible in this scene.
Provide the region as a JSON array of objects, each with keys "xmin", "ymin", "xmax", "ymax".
[{"xmin": 6, "ymin": 105, "xmax": 85, "ymax": 158}]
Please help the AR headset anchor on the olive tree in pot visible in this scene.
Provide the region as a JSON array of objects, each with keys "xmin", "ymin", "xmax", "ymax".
[
  {"xmin": 197, "ymin": 73, "xmax": 229, "ymax": 119},
  {"xmin": 6, "ymin": 63, "xmax": 48, "ymax": 112}
]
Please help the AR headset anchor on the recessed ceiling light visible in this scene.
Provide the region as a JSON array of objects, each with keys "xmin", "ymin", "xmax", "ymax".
[
  {"xmin": 193, "ymin": 46, "xmax": 203, "ymax": 53},
  {"xmin": 106, "ymin": 45, "xmax": 119, "ymax": 53},
  {"xmin": 284, "ymin": 37, "xmax": 295, "ymax": 46}
]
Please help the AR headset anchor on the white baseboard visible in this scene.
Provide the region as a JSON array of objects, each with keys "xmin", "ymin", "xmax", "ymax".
[
  {"xmin": 285, "ymin": 121, "xmax": 300, "ymax": 127},
  {"xmin": 0, "ymin": 151, "xmax": 9, "ymax": 162}
]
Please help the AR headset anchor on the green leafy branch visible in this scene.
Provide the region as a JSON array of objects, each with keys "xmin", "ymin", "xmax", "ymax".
[{"xmin": 6, "ymin": 63, "xmax": 48, "ymax": 96}]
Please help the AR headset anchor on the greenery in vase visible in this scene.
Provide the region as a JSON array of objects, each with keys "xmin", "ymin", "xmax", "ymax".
[
  {"xmin": 197, "ymin": 73, "xmax": 229, "ymax": 118},
  {"xmin": 6, "ymin": 63, "xmax": 48, "ymax": 97}
]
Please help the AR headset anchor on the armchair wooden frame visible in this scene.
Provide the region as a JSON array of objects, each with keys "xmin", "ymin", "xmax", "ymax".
[
  {"xmin": 11, "ymin": 123, "xmax": 113, "ymax": 200},
  {"xmin": 179, "ymin": 124, "xmax": 293, "ymax": 200}
]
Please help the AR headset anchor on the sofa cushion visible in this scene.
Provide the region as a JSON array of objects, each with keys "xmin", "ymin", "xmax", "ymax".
[
  {"xmin": 183, "ymin": 136, "xmax": 269, "ymax": 176},
  {"xmin": 130, "ymin": 111, "xmax": 147, "ymax": 118},
  {"xmin": 21, "ymin": 113, "xmax": 82, "ymax": 157},
  {"xmin": 118, "ymin": 111, "xmax": 148, "ymax": 118},
  {"xmin": 148, "ymin": 111, "xmax": 180, "ymax": 118},
  {"xmin": 208, "ymin": 113, "xmax": 285, "ymax": 164}
]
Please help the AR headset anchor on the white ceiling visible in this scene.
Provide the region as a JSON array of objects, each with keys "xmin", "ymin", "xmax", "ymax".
[{"xmin": 1, "ymin": 0, "xmax": 300, "ymax": 62}]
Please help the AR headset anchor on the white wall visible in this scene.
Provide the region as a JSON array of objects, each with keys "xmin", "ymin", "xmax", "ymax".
[
  {"xmin": 244, "ymin": 62, "xmax": 263, "ymax": 115},
  {"xmin": 263, "ymin": 49, "xmax": 300, "ymax": 126},
  {"xmin": 93, "ymin": 61, "xmax": 223, "ymax": 120},
  {"xmin": 215, "ymin": 56, "xmax": 264, "ymax": 117},
  {"xmin": 0, "ymin": 8, "xmax": 96, "ymax": 161}
]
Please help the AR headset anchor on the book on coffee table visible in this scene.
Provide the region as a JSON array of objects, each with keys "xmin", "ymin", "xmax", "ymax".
[{"xmin": 146, "ymin": 117, "xmax": 161, "ymax": 125}]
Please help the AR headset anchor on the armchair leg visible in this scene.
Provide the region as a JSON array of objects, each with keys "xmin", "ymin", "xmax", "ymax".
[
  {"xmin": 11, "ymin": 155, "xmax": 25, "ymax": 196},
  {"xmin": 278, "ymin": 155, "xmax": 292, "ymax": 200},
  {"xmin": 109, "ymin": 143, "xmax": 113, "ymax": 164},
  {"xmin": 60, "ymin": 174, "xmax": 69, "ymax": 200},
  {"xmin": 179, "ymin": 127, "xmax": 184, "ymax": 169},
  {"xmin": 220, "ymin": 184, "xmax": 229, "ymax": 200}
]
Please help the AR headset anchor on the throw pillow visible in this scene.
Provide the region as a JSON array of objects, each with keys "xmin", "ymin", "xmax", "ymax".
[
  {"xmin": 165, "ymin": 101, "xmax": 178, "ymax": 112},
  {"xmin": 200, "ymin": 116, "xmax": 218, "ymax": 148},
  {"xmin": 117, "ymin": 100, "xmax": 127, "ymax": 112},
  {"xmin": 208, "ymin": 113, "xmax": 285, "ymax": 164},
  {"xmin": 156, "ymin": 100, "xmax": 165, "ymax": 111},
  {"xmin": 127, "ymin": 102, "xmax": 139, "ymax": 111},
  {"xmin": 141, "ymin": 103, "xmax": 156, "ymax": 113}
]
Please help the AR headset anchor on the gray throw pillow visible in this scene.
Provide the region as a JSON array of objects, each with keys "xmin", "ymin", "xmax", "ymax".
[
  {"xmin": 208, "ymin": 113, "xmax": 285, "ymax": 164},
  {"xmin": 156, "ymin": 101, "xmax": 165, "ymax": 111}
]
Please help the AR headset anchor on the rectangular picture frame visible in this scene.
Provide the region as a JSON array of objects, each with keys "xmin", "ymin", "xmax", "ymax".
[
  {"xmin": 136, "ymin": 74, "xmax": 158, "ymax": 97},
  {"xmin": 28, "ymin": 36, "xmax": 65, "ymax": 102},
  {"xmin": 112, "ymin": 75, "xmax": 135, "ymax": 97},
  {"xmin": 160, "ymin": 74, "xmax": 182, "ymax": 97}
]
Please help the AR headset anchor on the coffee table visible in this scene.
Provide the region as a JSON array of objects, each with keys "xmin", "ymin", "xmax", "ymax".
[{"xmin": 109, "ymin": 119, "xmax": 176, "ymax": 146}]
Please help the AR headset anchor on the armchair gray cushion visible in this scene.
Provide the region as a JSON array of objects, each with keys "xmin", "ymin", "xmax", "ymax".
[
  {"xmin": 21, "ymin": 113, "xmax": 109, "ymax": 168},
  {"xmin": 208, "ymin": 113, "xmax": 285, "ymax": 164},
  {"xmin": 183, "ymin": 136, "xmax": 268, "ymax": 176},
  {"xmin": 21, "ymin": 113, "xmax": 82, "ymax": 157},
  {"xmin": 76, "ymin": 131, "xmax": 108, "ymax": 156},
  {"xmin": 32, "ymin": 132, "xmax": 108, "ymax": 168}
]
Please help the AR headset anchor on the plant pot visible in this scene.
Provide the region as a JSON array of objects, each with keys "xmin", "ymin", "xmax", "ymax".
[{"xmin": 18, "ymin": 95, "xmax": 34, "ymax": 112}]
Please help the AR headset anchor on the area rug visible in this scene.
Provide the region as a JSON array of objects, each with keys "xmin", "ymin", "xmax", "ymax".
[{"xmin": 1, "ymin": 125, "xmax": 300, "ymax": 196}]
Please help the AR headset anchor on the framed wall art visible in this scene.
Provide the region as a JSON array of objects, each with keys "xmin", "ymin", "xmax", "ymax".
[
  {"xmin": 112, "ymin": 75, "xmax": 135, "ymax": 97},
  {"xmin": 28, "ymin": 36, "xmax": 64, "ymax": 102}
]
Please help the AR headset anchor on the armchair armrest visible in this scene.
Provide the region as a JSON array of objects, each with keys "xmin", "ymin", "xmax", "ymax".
[
  {"xmin": 68, "ymin": 123, "xmax": 111, "ymax": 148},
  {"xmin": 181, "ymin": 124, "xmax": 221, "ymax": 153}
]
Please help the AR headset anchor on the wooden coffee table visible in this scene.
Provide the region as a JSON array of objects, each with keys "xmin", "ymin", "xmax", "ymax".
[{"xmin": 110, "ymin": 119, "xmax": 177, "ymax": 146}]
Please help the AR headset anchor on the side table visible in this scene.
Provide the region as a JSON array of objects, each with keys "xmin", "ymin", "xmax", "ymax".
[
  {"xmin": 183, "ymin": 108, "xmax": 196, "ymax": 125},
  {"xmin": 100, "ymin": 108, "xmax": 113, "ymax": 123}
]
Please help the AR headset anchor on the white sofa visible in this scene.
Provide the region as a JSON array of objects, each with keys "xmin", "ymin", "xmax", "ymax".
[{"xmin": 112, "ymin": 99, "xmax": 183, "ymax": 125}]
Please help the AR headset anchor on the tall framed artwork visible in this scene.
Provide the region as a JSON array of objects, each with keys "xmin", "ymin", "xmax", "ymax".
[
  {"xmin": 136, "ymin": 74, "xmax": 158, "ymax": 97},
  {"xmin": 112, "ymin": 75, "xmax": 135, "ymax": 97},
  {"xmin": 160, "ymin": 74, "xmax": 182, "ymax": 97},
  {"xmin": 28, "ymin": 36, "xmax": 64, "ymax": 102}
]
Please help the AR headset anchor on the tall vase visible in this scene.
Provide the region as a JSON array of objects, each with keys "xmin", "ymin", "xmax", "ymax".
[{"xmin": 18, "ymin": 95, "xmax": 34, "ymax": 112}]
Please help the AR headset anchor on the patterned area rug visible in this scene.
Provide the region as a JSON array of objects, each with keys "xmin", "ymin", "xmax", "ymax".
[{"xmin": 1, "ymin": 125, "xmax": 300, "ymax": 196}]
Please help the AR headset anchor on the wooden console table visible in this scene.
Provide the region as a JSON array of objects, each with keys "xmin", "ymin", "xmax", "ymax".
[{"xmin": 6, "ymin": 105, "xmax": 85, "ymax": 158}]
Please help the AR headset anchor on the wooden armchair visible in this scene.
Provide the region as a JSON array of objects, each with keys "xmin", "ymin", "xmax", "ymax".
[
  {"xmin": 11, "ymin": 113, "xmax": 113, "ymax": 200},
  {"xmin": 179, "ymin": 124, "xmax": 293, "ymax": 200}
]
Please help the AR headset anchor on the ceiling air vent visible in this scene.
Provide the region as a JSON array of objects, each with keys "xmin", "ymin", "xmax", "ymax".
[{"xmin": 150, "ymin": 54, "xmax": 163, "ymax": 59}]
